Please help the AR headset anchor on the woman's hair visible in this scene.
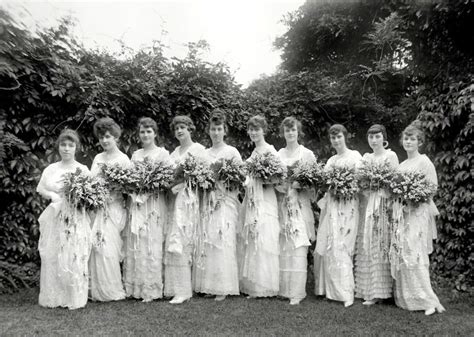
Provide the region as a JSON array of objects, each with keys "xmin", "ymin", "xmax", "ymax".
[
  {"xmin": 328, "ymin": 124, "xmax": 348, "ymax": 138},
  {"xmin": 93, "ymin": 117, "xmax": 122, "ymax": 139},
  {"xmin": 208, "ymin": 109, "xmax": 227, "ymax": 132},
  {"xmin": 279, "ymin": 116, "xmax": 304, "ymax": 138},
  {"xmin": 56, "ymin": 128, "xmax": 81, "ymax": 149},
  {"xmin": 138, "ymin": 117, "xmax": 158, "ymax": 134},
  {"xmin": 401, "ymin": 121, "xmax": 425, "ymax": 145},
  {"xmin": 367, "ymin": 124, "xmax": 387, "ymax": 141},
  {"xmin": 170, "ymin": 115, "xmax": 196, "ymax": 133},
  {"xmin": 247, "ymin": 115, "xmax": 268, "ymax": 133}
]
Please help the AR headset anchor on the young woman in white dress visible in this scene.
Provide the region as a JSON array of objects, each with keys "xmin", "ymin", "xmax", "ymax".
[
  {"xmin": 36, "ymin": 129, "xmax": 90, "ymax": 309},
  {"xmin": 164, "ymin": 115, "xmax": 206, "ymax": 304},
  {"xmin": 355, "ymin": 124, "xmax": 399, "ymax": 305},
  {"xmin": 123, "ymin": 117, "xmax": 170, "ymax": 302},
  {"xmin": 277, "ymin": 117, "xmax": 316, "ymax": 305},
  {"xmin": 89, "ymin": 117, "xmax": 130, "ymax": 301},
  {"xmin": 193, "ymin": 110, "xmax": 241, "ymax": 301},
  {"xmin": 391, "ymin": 123, "xmax": 445, "ymax": 315},
  {"xmin": 239, "ymin": 115, "xmax": 281, "ymax": 298},
  {"xmin": 314, "ymin": 124, "xmax": 362, "ymax": 307}
]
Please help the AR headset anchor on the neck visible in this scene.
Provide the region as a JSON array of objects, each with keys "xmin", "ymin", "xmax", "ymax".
[
  {"xmin": 180, "ymin": 138, "xmax": 193, "ymax": 148},
  {"xmin": 212, "ymin": 140, "xmax": 225, "ymax": 149},
  {"xmin": 285, "ymin": 141, "xmax": 299, "ymax": 151},
  {"xmin": 105, "ymin": 146, "xmax": 119, "ymax": 156},
  {"xmin": 373, "ymin": 147, "xmax": 385, "ymax": 156},
  {"xmin": 143, "ymin": 142, "xmax": 157, "ymax": 151},
  {"xmin": 407, "ymin": 150, "xmax": 420, "ymax": 159},
  {"xmin": 60, "ymin": 158, "xmax": 75, "ymax": 166},
  {"xmin": 336, "ymin": 146, "xmax": 348, "ymax": 155},
  {"xmin": 255, "ymin": 140, "xmax": 266, "ymax": 148}
]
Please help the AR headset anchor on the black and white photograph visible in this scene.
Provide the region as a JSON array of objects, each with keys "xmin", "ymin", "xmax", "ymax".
[{"xmin": 0, "ymin": 0, "xmax": 472, "ymax": 335}]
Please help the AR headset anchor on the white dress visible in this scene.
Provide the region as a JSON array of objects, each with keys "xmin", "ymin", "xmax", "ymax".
[
  {"xmin": 37, "ymin": 161, "xmax": 90, "ymax": 309},
  {"xmin": 239, "ymin": 144, "xmax": 280, "ymax": 297},
  {"xmin": 391, "ymin": 154, "xmax": 443, "ymax": 311},
  {"xmin": 314, "ymin": 149, "xmax": 362, "ymax": 303},
  {"xmin": 89, "ymin": 151, "xmax": 130, "ymax": 301},
  {"xmin": 278, "ymin": 145, "xmax": 316, "ymax": 301},
  {"xmin": 193, "ymin": 145, "xmax": 241, "ymax": 296},
  {"xmin": 123, "ymin": 147, "xmax": 170, "ymax": 301},
  {"xmin": 355, "ymin": 150, "xmax": 398, "ymax": 301},
  {"xmin": 164, "ymin": 142, "xmax": 206, "ymax": 298}
]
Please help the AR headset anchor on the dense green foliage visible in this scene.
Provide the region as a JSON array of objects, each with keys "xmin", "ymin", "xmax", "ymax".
[{"xmin": 0, "ymin": 0, "xmax": 472, "ymax": 292}]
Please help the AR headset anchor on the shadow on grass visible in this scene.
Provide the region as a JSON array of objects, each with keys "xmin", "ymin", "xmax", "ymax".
[{"xmin": 1, "ymin": 287, "xmax": 473, "ymax": 336}]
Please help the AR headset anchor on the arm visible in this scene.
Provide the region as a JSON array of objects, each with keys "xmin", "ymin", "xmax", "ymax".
[{"xmin": 36, "ymin": 166, "xmax": 61, "ymax": 202}]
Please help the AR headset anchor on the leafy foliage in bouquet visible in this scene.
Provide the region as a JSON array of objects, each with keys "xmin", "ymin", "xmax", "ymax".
[
  {"xmin": 62, "ymin": 168, "xmax": 108, "ymax": 211},
  {"xmin": 326, "ymin": 166, "xmax": 359, "ymax": 201},
  {"xmin": 288, "ymin": 159, "xmax": 326, "ymax": 190},
  {"xmin": 245, "ymin": 152, "xmax": 287, "ymax": 184},
  {"xmin": 210, "ymin": 157, "xmax": 245, "ymax": 191},
  {"xmin": 130, "ymin": 157, "xmax": 174, "ymax": 194},
  {"xmin": 357, "ymin": 160, "xmax": 395, "ymax": 191},
  {"xmin": 99, "ymin": 163, "xmax": 137, "ymax": 193},
  {"xmin": 174, "ymin": 153, "xmax": 215, "ymax": 190},
  {"xmin": 389, "ymin": 171, "xmax": 437, "ymax": 207}
]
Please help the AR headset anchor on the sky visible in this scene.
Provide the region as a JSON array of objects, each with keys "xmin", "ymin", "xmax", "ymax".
[{"xmin": 3, "ymin": 0, "xmax": 305, "ymax": 86}]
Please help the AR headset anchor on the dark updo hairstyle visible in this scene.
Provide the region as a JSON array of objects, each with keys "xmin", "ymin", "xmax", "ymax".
[
  {"xmin": 93, "ymin": 117, "xmax": 122, "ymax": 139},
  {"xmin": 367, "ymin": 124, "xmax": 387, "ymax": 141},
  {"xmin": 170, "ymin": 115, "xmax": 196, "ymax": 134},
  {"xmin": 328, "ymin": 124, "xmax": 348, "ymax": 139},
  {"xmin": 401, "ymin": 121, "xmax": 426, "ymax": 147},
  {"xmin": 208, "ymin": 109, "xmax": 228, "ymax": 132},
  {"xmin": 56, "ymin": 128, "xmax": 81, "ymax": 150},
  {"xmin": 279, "ymin": 116, "xmax": 304, "ymax": 139},
  {"xmin": 247, "ymin": 115, "xmax": 268, "ymax": 134},
  {"xmin": 138, "ymin": 117, "xmax": 158, "ymax": 134}
]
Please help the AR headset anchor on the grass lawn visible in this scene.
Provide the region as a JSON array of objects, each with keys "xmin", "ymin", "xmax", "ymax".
[{"xmin": 1, "ymin": 287, "xmax": 473, "ymax": 336}]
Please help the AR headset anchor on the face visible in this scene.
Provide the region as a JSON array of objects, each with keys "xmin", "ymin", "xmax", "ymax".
[
  {"xmin": 247, "ymin": 126, "xmax": 264, "ymax": 143},
  {"xmin": 58, "ymin": 139, "xmax": 76, "ymax": 161},
  {"xmin": 174, "ymin": 123, "xmax": 191, "ymax": 142},
  {"xmin": 99, "ymin": 131, "xmax": 118, "ymax": 151},
  {"xmin": 209, "ymin": 122, "xmax": 225, "ymax": 144},
  {"xmin": 330, "ymin": 132, "xmax": 346, "ymax": 151},
  {"xmin": 284, "ymin": 125, "xmax": 298, "ymax": 143},
  {"xmin": 368, "ymin": 132, "xmax": 384, "ymax": 151},
  {"xmin": 139, "ymin": 126, "xmax": 156, "ymax": 146},
  {"xmin": 402, "ymin": 133, "xmax": 420, "ymax": 153}
]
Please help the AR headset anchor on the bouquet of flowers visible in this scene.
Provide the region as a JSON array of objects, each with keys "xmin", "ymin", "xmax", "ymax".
[
  {"xmin": 357, "ymin": 160, "xmax": 395, "ymax": 192},
  {"xmin": 288, "ymin": 160, "xmax": 326, "ymax": 190},
  {"xmin": 99, "ymin": 163, "xmax": 137, "ymax": 193},
  {"xmin": 174, "ymin": 153, "xmax": 215, "ymax": 190},
  {"xmin": 325, "ymin": 165, "xmax": 359, "ymax": 201},
  {"xmin": 62, "ymin": 168, "xmax": 108, "ymax": 211},
  {"xmin": 245, "ymin": 152, "xmax": 287, "ymax": 184},
  {"xmin": 389, "ymin": 170, "xmax": 437, "ymax": 206},
  {"xmin": 130, "ymin": 157, "xmax": 174, "ymax": 194},
  {"xmin": 210, "ymin": 157, "xmax": 246, "ymax": 191}
]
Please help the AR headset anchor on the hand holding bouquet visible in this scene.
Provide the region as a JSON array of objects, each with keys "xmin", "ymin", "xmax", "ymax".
[
  {"xmin": 389, "ymin": 170, "xmax": 437, "ymax": 207},
  {"xmin": 326, "ymin": 165, "xmax": 359, "ymax": 201},
  {"xmin": 358, "ymin": 160, "xmax": 395, "ymax": 192},
  {"xmin": 288, "ymin": 159, "xmax": 326, "ymax": 190},
  {"xmin": 210, "ymin": 157, "xmax": 246, "ymax": 191},
  {"xmin": 174, "ymin": 153, "xmax": 215, "ymax": 190},
  {"xmin": 245, "ymin": 152, "xmax": 287, "ymax": 185},
  {"xmin": 62, "ymin": 168, "xmax": 108, "ymax": 211}
]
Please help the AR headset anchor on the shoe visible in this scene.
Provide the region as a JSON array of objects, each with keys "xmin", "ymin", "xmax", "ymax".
[
  {"xmin": 289, "ymin": 298, "xmax": 301, "ymax": 305},
  {"xmin": 425, "ymin": 308, "xmax": 436, "ymax": 316},
  {"xmin": 246, "ymin": 295, "xmax": 256, "ymax": 299},
  {"xmin": 169, "ymin": 296, "xmax": 190, "ymax": 304},
  {"xmin": 344, "ymin": 300, "xmax": 354, "ymax": 308},
  {"xmin": 142, "ymin": 298, "xmax": 153, "ymax": 303},
  {"xmin": 436, "ymin": 304, "xmax": 446, "ymax": 313},
  {"xmin": 363, "ymin": 300, "xmax": 377, "ymax": 306},
  {"xmin": 215, "ymin": 295, "xmax": 226, "ymax": 302}
]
